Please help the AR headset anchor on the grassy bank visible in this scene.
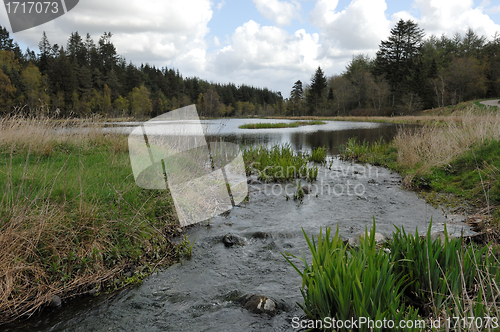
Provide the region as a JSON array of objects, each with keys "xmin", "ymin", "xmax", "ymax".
[
  {"xmin": 285, "ymin": 222, "xmax": 500, "ymax": 331},
  {"xmin": 266, "ymin": 100, "xmax": 499, "ymax": 125},
  {"xmin": 339, "ymin": 108, "xmax": 500, "ymax": 224},
  {"xmin": 0, "ymin": 116, "xmax": 189, "ymax": 324},
  {"xmin": 239, "ymin": 120, "xmax": 325, "ymax": 129}
]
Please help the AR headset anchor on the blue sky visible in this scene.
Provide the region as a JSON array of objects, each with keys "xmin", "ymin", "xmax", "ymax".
[{"xmin": 2, "ymin": 0, "xmax": 500, "ymax": 97}]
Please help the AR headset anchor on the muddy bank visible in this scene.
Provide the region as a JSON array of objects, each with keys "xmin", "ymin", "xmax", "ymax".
[{"xmin": 4, "ymin": 159, "xmax": 472, "ymax": 332}]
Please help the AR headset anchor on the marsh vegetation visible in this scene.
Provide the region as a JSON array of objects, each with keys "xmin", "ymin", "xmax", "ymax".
[
  {"xmin": 238, "ymin": 120, "xmax": 325, "ymax": 129},
  {"xmin": 0, "ymin": 116, "xmax": 189, "ymax": 324}
]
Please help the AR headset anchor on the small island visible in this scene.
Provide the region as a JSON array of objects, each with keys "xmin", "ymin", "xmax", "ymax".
[{"xmin": 239, "ymin": 120, "xmax": 326, "ymax": 129}]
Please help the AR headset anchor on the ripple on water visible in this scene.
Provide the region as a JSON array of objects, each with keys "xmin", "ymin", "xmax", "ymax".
[{"xmin": 4, "ymin": 158, "xmax": 473, "ymax": 332}]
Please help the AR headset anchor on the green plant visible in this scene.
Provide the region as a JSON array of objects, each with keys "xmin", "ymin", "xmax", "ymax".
[
  {"xmin": 309, "ymin": 146, "xmax": 327, "ymax": 163},
  {"xmin": 285, "ymin": 219, "xmax": 500, "ymax": 331},
  {"xmin": 339, "ymin": 137, "xmax": 396, "ymax": 168},
  {"xmin": 243, "ymin": 144, "xmax": 316, "ymax": 183},
  {"xmin": 293, "ymin": 181, "xmax": 305, "ymax": 202},
  {"xmin": 178, "ymin": 234, "xmax": 197, "ymax": 259},
  {"xmin": 284, "ymin": 220, "xmax": 420, "ymax": 331},
  {"xmin": 389, "ymin": 223, "xmax": 500, "ymax": 319},
  {"xmin": 307, "ymin": 166, "xmax": 318, "ymax": 182}
]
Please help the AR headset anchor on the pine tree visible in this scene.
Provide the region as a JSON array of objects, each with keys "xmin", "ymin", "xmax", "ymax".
[
  {"xmin": 38, "ymin": 32, "xmax": 52, "ymax": 73},
  {"xmin": 289, "ymin": 80, "xmax": 303, "ymax": 116},
  {"xmin": 0, "ymin": 25, "xmax": 22, "ymax": 59},
  {"xmin": 307, "ymin": 67, "xmax": 327, "ymax": 114},
  {"xmin": 374, "ymin": 19, "xmax": 424, "ymax": 105}
]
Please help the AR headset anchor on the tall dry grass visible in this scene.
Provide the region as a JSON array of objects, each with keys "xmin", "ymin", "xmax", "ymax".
[
  {"xmin": 0, "ymin": 115, "xmax": 176, "ymax": 324},
  {"xmin": 394, "ymin": 109, "xmax": 500, "ymax": 175},
  {"xmin": 0, "ymin": 115, "xmax": 128, "ymax": 155}
]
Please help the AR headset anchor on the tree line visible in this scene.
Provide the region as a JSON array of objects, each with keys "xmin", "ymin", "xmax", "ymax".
[
  {"xmin": 290, "ymin": 20, "xmax": 500, "ymax": 116},
  {"xmin": 0, "ymin": 26, "xmax": 283, "ymax": 118},
  {"xmin": 1, "ymin": 20, "xmax": 500, "ymax": 118}
]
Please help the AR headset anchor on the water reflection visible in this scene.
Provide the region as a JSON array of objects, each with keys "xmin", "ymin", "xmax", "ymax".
[{"xmin": 106, "ymin": 119, "xmax": 409, "ymax": 155}]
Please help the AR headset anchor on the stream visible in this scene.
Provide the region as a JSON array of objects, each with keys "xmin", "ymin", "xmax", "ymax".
[{"xmin": 5, "ymin": 119, "xmax": 473, "ymax": 332}]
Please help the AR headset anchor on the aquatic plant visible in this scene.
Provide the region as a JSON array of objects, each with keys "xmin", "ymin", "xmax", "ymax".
[
  {"xmin": 285, "ymin": 220, "xmax": 500, "ymax": 331},
  {"xmin": 307, "ymin": 166, "xmax": 318, "ymax": 182},
  {"xmin": 293, "ymin": 181, "xmax": 305, "ymax": 202},
  {"xmin": 243, "ymin": 144, "xmax": 314, "ymax": 183},
  {"xmin": 309, "ymin": 146, "xmax": 327, "ymax": 163},
  {"xmin": 284, "ymin": 220, "xmax": 420, "ymax": 331}
]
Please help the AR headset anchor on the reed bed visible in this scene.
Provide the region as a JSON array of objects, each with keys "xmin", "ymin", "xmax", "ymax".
[{"xmin": 394, "ymin": 111, "xmax": 500, "ymax": 173}]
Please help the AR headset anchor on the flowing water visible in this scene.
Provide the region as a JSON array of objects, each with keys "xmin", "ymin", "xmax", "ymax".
[{"xmin": 5, "ymin": 119, "xmax": 473, "ymax": 332}]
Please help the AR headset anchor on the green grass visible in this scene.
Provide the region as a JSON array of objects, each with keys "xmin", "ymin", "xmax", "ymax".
[
  {"xmin": 339, "ymin": 135, "xmax": 500, "ymax": 220},
  {"xmin": 309, "ymin": 146, "xmax": 327, "ymax": 163},
  {"xmin": 339, "ymin": 137, "xmax": 398, "ymax": 169},
  {"xmin": 239, "ymin": 120, "xmax": 326, "ymax": 129},
  {"xmin": 243, "ymin": 144, "xmax": 318, "ymax": 182},
  {"xmin": 423, "ymin": 140, "xmax": 500, "ymax": 207},
  {"xmin": 284, "ymin": 220, "xmax": 500, "ymax": 331},
  {"xmin": 0, "ymin": 132, "xmax": 184, "ymax": 323}
]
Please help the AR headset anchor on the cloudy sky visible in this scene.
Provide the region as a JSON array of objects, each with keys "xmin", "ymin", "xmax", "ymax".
[{"xmin": 2, "ymin": 0, "xmax": 500, "ymax": 97}]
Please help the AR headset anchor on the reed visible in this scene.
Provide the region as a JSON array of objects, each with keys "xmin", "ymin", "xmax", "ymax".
[
  {"xmin": 285, "ymin": 221, "xmax": 500, "ymax": 331},
  {"xmin": 243, "ymin": 144, "xmax": 314, "ymax": 182}
]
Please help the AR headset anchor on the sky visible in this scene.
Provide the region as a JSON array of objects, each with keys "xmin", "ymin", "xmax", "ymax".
[{"xmin": 1, "ymin": 0, "xmax": 500, "ymax": 98}]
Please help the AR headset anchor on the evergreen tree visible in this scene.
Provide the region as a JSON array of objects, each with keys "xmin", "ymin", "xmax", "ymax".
[
  {"xmin": 38, "ymin": 32, "xmax": 52, "ymax": 73},
  {"xmin": 0, "ymin": 26, "xmax": 22, "ymax": 59},
  {"xmin": 307, "ymin": 66, "xmax": 327, "ymax": 114},
  {"xmin": 289, "ymin": 80, "xmax": 303, "ymax": 116},
  {"xmin": 375, "ymin": 19, "xmax": 424, "ymax": 107},
  {"xmin": 98, "ymin": 32, "xmax": 117, "ymax": 74}
]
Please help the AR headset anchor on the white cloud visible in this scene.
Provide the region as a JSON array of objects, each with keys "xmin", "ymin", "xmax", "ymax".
[
  {"xmin": 310, "ymin": 0, "xmax": 390, "ymax": 59},
  {"xmin": 252, "ymin": 0, "xmax": 301, "ymax": 26},
  {"xmin": 491, "ymin": 5, "xmax": 500, "ymax": 14},
  {"xmin": 212, "ymin": 21, "xmax": 320, "ymax": 74},
  {"xmin": 409, "ymin": 0, "xmax": 500, "ymax": 38},
  {"xmin": 216, "ymin": 1, "xmax": 226, "ymax": 12},
  {"xmin": 207, "ymin": 20, "xmax": 327, "ymax": 95},
  {"xmin": 8, "ymin": 0, "xmax": 213, "ymax": 72},
  {"xmin": 213, "ymin": 36, "xmax": 221, "ymax": 47}
]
